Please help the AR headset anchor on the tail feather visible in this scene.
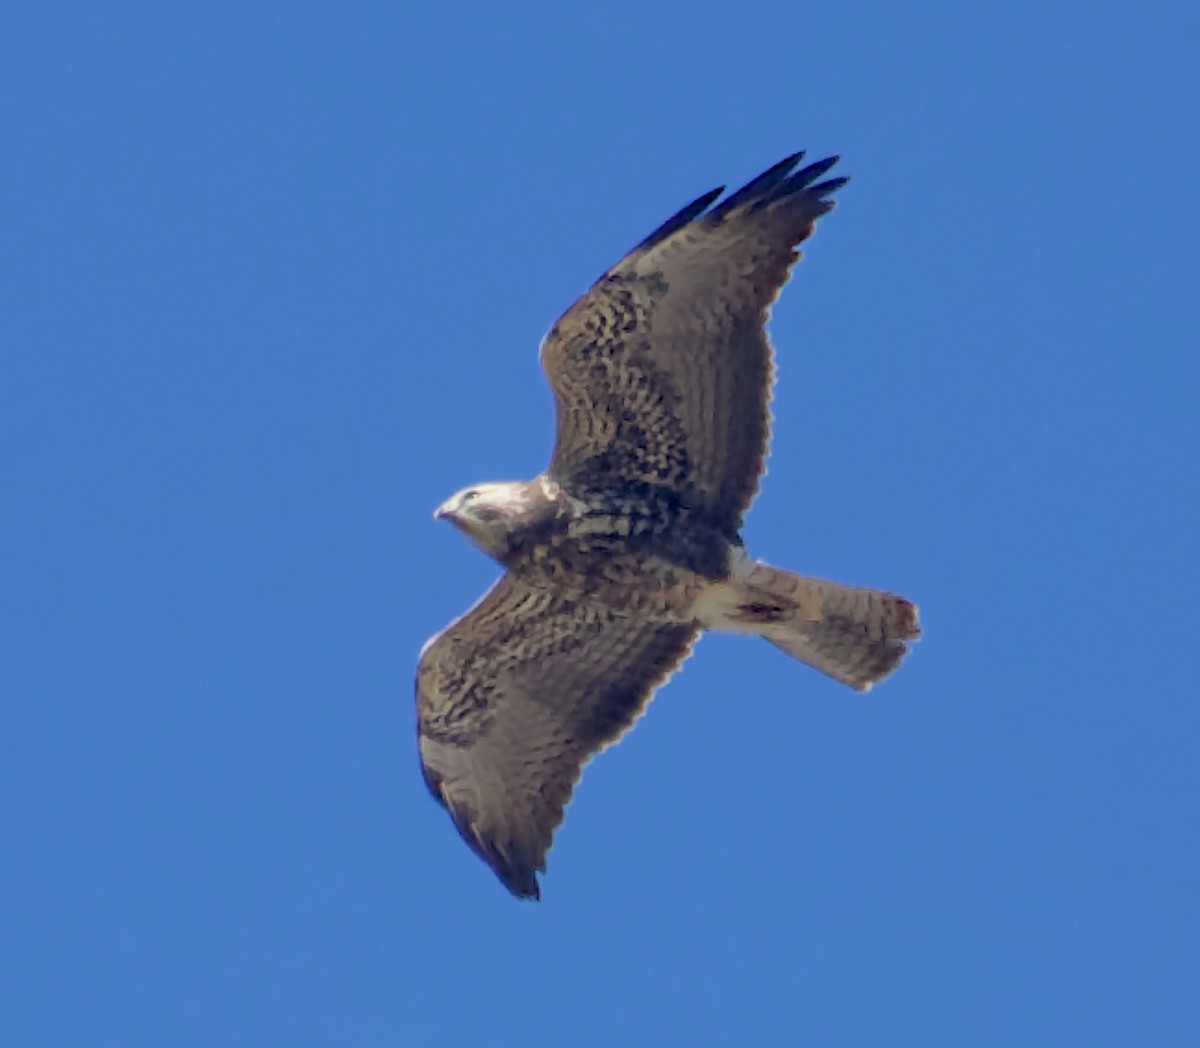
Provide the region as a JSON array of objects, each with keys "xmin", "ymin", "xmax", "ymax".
[{"xmin": 712, "ymin": 558, "xmax": 920, "ymax": 691}]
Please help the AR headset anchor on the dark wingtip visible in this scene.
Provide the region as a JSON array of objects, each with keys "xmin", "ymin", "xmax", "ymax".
[
  {"xmin": 626, "ymin": 151, "xmax": 847, "ymax": 260},
  {"xmin": 710, "ymin": 150, "xmax": 809, "ymax": 219},
  {"xmin": 490, "ymin": 849, "xmax": 542, "ymax": 900},
  {"xmin": 418, "ymin": 753, "xmax": 543, "ymax": 900},
  {"xmin": 631, "ymin": 185, "xmax": 725, "ymax": 254},
  {"xmin": 812, "ymin": 176, "xmax": 850, "ymax": 195},
  {"xmin": 449, "ymin": 804, "xmax": 545, "ymax": 900},
  {"xmin": 752, "ymin": 154, "xmax": 846, "ymax": 214},
  {"xmin": 791, "ymin": 154, "xmax": 841, "ymax": 188},
  {"xmin": 508, "ymin": 875, "xmax": 542, "ymax": 901}
]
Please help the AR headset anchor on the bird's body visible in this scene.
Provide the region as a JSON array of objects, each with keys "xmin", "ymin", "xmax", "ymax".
[
  {"xmin": 436, "ymin": 476, "xmax": 727, "ymax": 614},
  {"xmin": 417, "ymin": 152, "xmax": 921, "ymax": 898}
]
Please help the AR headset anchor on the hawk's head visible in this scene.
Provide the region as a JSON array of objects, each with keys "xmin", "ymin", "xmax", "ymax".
[{"xmin": 435, "ymin": 481, "xmax": 534, "ymax": 560}]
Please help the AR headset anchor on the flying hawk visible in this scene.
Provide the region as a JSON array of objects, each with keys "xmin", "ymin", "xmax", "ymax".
[{"xmin": 417, "ymin": 151, "xmax": 920, "ymax": 899}]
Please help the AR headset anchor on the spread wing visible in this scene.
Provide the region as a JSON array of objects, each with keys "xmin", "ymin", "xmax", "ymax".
[
  {"xmin": 416, "ymin": 575, "xmax": 698, "ymax": 899},
  {"xmin": 540, "ymin": 151, "xmax": 847, "ymax": 536}
]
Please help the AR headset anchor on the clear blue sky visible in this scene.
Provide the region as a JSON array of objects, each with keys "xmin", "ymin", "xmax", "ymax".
[{"xmin": 4, "ymin": 2, "xmax": 1198, "ymax": 1045}]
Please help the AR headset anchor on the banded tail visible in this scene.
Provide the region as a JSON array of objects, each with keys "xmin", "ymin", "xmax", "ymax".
[{"xmin": 699, "ymin": 554, "xmax": 921, "ymax": 691}]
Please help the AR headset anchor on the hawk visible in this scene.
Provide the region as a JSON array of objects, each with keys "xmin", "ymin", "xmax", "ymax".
[{"xmin": 417, "ymin": 151, "xmax": 920, "ymax": 899}]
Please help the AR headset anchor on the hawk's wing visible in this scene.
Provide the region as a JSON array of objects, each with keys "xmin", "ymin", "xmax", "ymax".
[
  {"xmin": 416, "ymin": 575, "xmax": 698, "ymax": 899},
  {"xmin": 540, "ymin": 152, "xmax": 846, "ymax": 535}
]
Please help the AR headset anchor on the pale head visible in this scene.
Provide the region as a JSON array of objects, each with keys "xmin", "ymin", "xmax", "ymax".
[{"xmin": 434, "ymin": 481, "xmax": 534, "ymax": 559}]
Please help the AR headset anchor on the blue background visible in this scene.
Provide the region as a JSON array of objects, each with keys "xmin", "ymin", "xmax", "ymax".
[{"xmin": 4, "ymin": 2, "xmax": 1198, "ymax": 1045}]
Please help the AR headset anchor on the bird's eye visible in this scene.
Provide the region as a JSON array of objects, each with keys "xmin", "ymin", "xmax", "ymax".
[{"xmin": 461, "ymin": 490, "xmax": 479, "ymax": 503}]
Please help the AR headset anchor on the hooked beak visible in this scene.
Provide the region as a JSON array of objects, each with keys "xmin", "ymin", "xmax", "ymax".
[{"xmin": 433, "ymin": 500, "xmax": 454, "ymax": 523}]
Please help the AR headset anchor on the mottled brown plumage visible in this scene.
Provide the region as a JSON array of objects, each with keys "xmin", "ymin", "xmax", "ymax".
[{"xmin": 417, "ymin": 152, "xmax": 920, "ymax": 899}]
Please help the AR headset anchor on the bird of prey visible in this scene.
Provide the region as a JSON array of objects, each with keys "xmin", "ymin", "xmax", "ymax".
[{"xmin": 417, "ymin": 150, "xmax": 920, "ymax": 899}]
